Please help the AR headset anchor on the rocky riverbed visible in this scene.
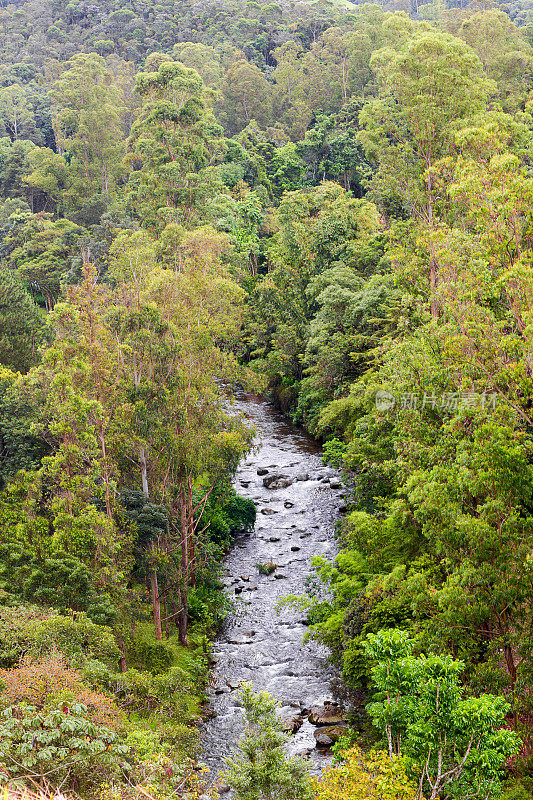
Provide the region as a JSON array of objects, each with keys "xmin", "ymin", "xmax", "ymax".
[{"xmin": 200, "ymin": 393, "xmax": 347, "ymax": 788}]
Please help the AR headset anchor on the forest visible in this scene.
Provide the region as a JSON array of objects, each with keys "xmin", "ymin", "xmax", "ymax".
[{"xmin": 0, "ymin": 0, "xmax": 532, "ymax": 796}]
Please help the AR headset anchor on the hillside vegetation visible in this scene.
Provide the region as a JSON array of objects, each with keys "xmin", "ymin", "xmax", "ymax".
[{"xmin": 0, "ymin": 0, "xmax": 532, "ymax": 797}]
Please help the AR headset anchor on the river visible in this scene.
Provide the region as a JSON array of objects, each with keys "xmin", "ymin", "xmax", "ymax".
[{"xmin": 200, "ymin": 393, "xmax": 346, "ymax": 788}]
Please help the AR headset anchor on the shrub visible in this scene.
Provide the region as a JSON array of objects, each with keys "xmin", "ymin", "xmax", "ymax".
[
  {"xmin": 223, "ymin": 684, "xmax": 313, "ymax": 800},
  {"xmin": 0, "ymin": 701, "xmax": 129, "ymax": 791},
  {"xmin": 313, "ymin": 746, "xmax": 419, "ymax": 800},
  {"xmin": 256, "ymin": 562, "xmax": 276, "ymax": 575},
  {"xmin": 0, "ymin": 651, "xmax": 124, "ymax": 730},
  {"xmin": 0, "ymin": 607, "xmax": 121, "ymax": 670},
  {"xmin": 125, "ymin": 639, "xmax": 173, "ymax": 675}
]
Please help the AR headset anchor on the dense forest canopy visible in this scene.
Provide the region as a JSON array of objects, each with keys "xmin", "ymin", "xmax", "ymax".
[{"xmin": 0, "ymin": 0, "xmax": 533, "ymax": 797}]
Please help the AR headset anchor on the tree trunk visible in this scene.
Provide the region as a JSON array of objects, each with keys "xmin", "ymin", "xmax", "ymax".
[
  {"xmin": 178, "ymin": 477, "xmax": 189, "ymax": 647},
  {"xmin": 150, "ymin": 569, "xmax": 163, "ymax": 641},
  {"xmin": 179, "ymin": 586, "xmax": 188, "ymax": 647},
  {"xmin": 140, "ymin": 446, "xmax": 149, "ymax": 497},
  {"xmin": 116, "ymin": 634, "xmax": 127, "ymax": 672}
]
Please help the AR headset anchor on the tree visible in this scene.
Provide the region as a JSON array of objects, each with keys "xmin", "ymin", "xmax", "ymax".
[
  {"xmin": 360, "ymin": 32, "xmax": 494, "ymax": 316},
  {"xmin": 363, "ymin": 630, "xmax": 520, "ymax": 800},
  {"xmin": 106, "ymin": 226, "xmax": 253, "ymax": 644},
  {"xmin": 7, "ymin": 213, "xmax": 86, "ymax": 310},
  {"xmin": 50, "ymin": 53, "xmax": 126, "ymax": 206},
  {"xmin": 219, "ymin": 53, "xmax": 274, "ymax": 136},
  {"xmin": 223, "ymin": 684, "xmax": 313, "ymax": 800},
  {"xmin": 456, "ymin": 10, "xmax": 533, "ymax": 111},
  {"xmin": 127, "ymin": 54, "xmax": 221, "ymax": 230},
  {"xmin": 0, "ymin": 267, "xmax": 47, "ymax": 372}
]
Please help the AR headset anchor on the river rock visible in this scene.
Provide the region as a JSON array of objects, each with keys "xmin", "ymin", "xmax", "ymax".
[
  {"xmin": 257, "ymin": 467, "xmax": 269, "ymax": 476},
  {"xmin": 291, "ymin": 545, "xmax": 301, "ymax": 552},
  {"xmin": 284, "ymin": 500, "xmax": 294, "ymax": 508},
  {"xmin": 308, "ymin": 704, "xmax": 348, "ymax": 725},
  {"xmin": 274, "ymin": 573, "xmax": 287, "ymax": 579},
  {"xmin": 269, "ymin": 535, "xmax": 280, "ymax": 542},
  {"xmin": 281, "ymin": 713, "xmax": 304, "ymax": 733},
  {"xmin": 313, "ymin": 724, "xmax": 350, "ymax": 747},
  {"xmin": 263, "ymin": 473, "xmax": 293, "ymax": 489},
  {"xmin": 314, "ymin": 732, "xmax": 333, "ymax": 748},
  {"xmin": 261, "ymin": 507, "xmax": 277, "ymax": 515},
  {"xmin": 296, "ymin": 473, "xmax": 310, "ymax": 481},
  {"xmin": 330, "ymin": 479, "xmax": 342, "ymax": 489}
]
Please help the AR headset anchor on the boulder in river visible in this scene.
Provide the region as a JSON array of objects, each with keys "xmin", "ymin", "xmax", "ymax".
[
  {"xmin": 263, "ymin": 473, "xmax": 293, "ymax": 489},
  {"xmin": 257, "ymin": 467, "xmax": 269, "ymax": 476},
  {"xmin": 308, "ymin": 703, "xmax": 348, "ymax": 725},
  {"xmin": 281, "ymin": 712, "xmax": 304, "ymax": 733},
  {"xmin": 314, "ymin": 724, "xmax": 350, "ymax": 748},
  {"xmin": 296, "ymin": 473, "xmax": 310, "ymax": 481}
]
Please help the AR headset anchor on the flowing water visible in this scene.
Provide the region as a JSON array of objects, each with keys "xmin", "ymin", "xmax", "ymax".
[{"xmin": 200, "ymin": 393, "xmax": 345, "ymax": 785}]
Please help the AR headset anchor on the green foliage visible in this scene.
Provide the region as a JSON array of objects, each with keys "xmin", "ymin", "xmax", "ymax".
[
  {"xmin": 0, "ymin": 607, "xmax": 121, "ymax": 670},
  {"xmin": 256, "ymin": 562, "xmax": 277, "ymax": 575},
  {"xmin": 313, "ymin": 746, "xmax": 419, "ymax": 800},
  {"xmin": 223, "ymin": 684, "xmax": 314, "ymax": 800},
  {"xmin": 0, "ymin": 0, "xmax": 532, "ymax": 794},
  {"xmin": 0, "ymin": 701, "xmax": 129, "ymax": 790},
  {"xmin": 126, "ymin": 639, "xmax": 173, "ymax": 676},
  {"xmin": 364, "ymin": 630, "xmax": 521, "ymax": 799},
  {"xmin": 0, "ymin": 269, "xmax": 48, "ymax": 373}
]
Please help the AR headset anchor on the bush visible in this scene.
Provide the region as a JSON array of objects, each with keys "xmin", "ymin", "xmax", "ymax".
[
  {"xmin": 112, "ymin": 665, "xmax": 199, "ymax": 718},
  {"xmin": 313, "ymin": 746, "xmax": 419, "ymax": 800},
  {"xmin": 0, "ymin": 701, "xmax": 129, "ymax": 791},
  {"xmin": 223, "ymin": 684, "xmax": 313, "ymax": 800},
  {"xmin": 0, "ymin": 547, "xmax": 116, "ymax": 625},
  {"xmin": 0, "ymin": 607, "xmax": 121, "ymax": 670},
  {"xmin": 125, "ymin": 639, "xmax": 173, "ymax": 675},
  {"xmin": 0, "ymin": 651, "xmax": 124, "ymax": 730}
]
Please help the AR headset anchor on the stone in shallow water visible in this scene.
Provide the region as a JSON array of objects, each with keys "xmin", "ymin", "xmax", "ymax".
[
  {"xmin": 314, "ymin": 724, "xmax": 350, "ymax": 747},
  {"xmin": 308, "ymin": 704, "xmax": 347, "ymax": 725},
  {"xmin": 281, "ymin": 712, "xmax": 304, "ymax": 733},
  {"xmin": 257, "ymin": 467, "xmax": 268, "ymax": 476},
  {"xmin": 263, "ymin": 473, "xmax": 293, "ymax": 489}
]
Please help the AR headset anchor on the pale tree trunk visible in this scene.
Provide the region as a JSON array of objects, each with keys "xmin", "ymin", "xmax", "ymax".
[
  {"xmin": 178, "ymin": 476, "xmax": 189, "ymax": 647},
  {"xmin": 140, "ymin": 446, "xmax": 149, "ymax": 497},
  {"xmin": 150, "ymin": 567, "xmax": 163, "ymax": 641}
]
